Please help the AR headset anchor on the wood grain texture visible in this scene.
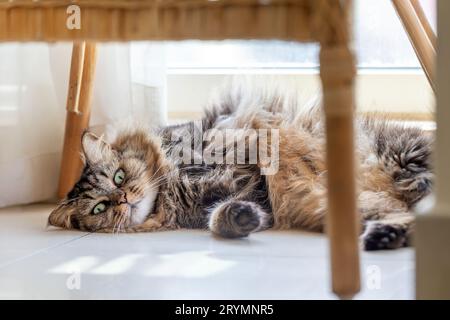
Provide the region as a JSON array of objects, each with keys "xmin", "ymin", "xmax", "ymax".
[
  {"xmin": 410, "ymin": 0, "xmax": 436, "ymax": 48},
  {"xmin": 315, "ymin": 0, "xmax": 360, "ymax": 299},
  {"xmin": 320, "ymin": 46, "xmax": 360, "ymax": 299},
  {"xmin": 392, "ymin": 0, "xmax": 436, "ymax": 92},
  {"xmin": 66, "ymin": 42, "xmax": 85, "ymax": 113},
  {"xmin": 58, "ymin": 43, "xmax": 97, "ymax": 199},
  {"xmin": 0, "ymin": 0, "xmax": 313, "ymax": 42}
]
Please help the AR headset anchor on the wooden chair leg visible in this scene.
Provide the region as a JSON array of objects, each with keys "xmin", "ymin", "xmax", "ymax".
[
  {"xmin": 320, "ymin": 44, "xmax": 360, "ymax": 299},
  {"xmin": 410, "ymin": 0, "xmax": 437, "ymax": 48},
  {"xmin": 392, "ymin": 0, "xmax": 436, "ymax": 92},
  {"xmin": 57, "ymin": 42, "xmax": 97, "ymax": 199},
  {"xmin": 312, "ymin": 0, "xmax": 360, "ymax": 299}
]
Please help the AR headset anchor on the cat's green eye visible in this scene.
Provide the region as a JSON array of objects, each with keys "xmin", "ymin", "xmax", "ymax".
[
  {"xmin": 92, "ymin": 202, "xmax": 107, "ymax": 215},
  {"xmin": 114, "ymin": 169, "xmax": 125, "ymax": 186}
]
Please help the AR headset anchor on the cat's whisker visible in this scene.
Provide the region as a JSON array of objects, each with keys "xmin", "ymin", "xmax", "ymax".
[
  {"xmin": 116, "ymin": 213, "xmax": 124, "ymax": 234},
  {"xmin": 146, "ymin": 174, "xmax": 166, "ymax": 187},
  {"xmin": 146, "ymin": 182, "xmax": 164, "ymax": 193},
  {"xmin": 147, "ymin": 178, "xmax": 165, "ymax": 189},
  {"xmin": 117, "ymin": 212, "xmax": 127, "ymax": 233},
  {"xmin": 141, "ymin": 175, "xmax": 167, "ymax": 193},
  {"xmin": 147, "ymin": 164, "xmax": 164, "ymax": 182},
  {"xmin": 139, "ymin": 173, "xmax": 160, "ymax": 186},
  {"xmin": 112, "ymin": 215, "xmax": 120, "ymax": 234}
]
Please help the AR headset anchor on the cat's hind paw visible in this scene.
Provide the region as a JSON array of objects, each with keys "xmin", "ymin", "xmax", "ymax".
[
  {"xmin": 362, "ymin": 223, "xmax": 409, "ymax": 251},
  {"xmin": 209, "ymin": 200, "xmax": 269, "ymax": 238}
]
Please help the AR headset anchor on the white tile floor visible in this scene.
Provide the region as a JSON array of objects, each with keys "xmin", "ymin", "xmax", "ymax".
[{"xmin": 0, "ymin": 204, "xmax": 414, "ymax": 299}]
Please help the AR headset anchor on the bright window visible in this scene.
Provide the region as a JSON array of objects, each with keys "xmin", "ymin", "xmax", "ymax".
[
  {"xmin": 164, "ymin": 0, "xmax": 436, "ymax": 70},
  {"xmin": 130, "ymin": 0, "xmax": 436, "ymax": 119}
]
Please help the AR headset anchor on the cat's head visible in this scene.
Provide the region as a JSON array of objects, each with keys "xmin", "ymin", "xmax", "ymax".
[{"xmin": 49, "ymin": 130, "xmax": 167, "ymax": 232}]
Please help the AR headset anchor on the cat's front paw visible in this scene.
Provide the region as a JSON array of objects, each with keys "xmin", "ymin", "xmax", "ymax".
[{"xmin": 362, "ymin": 223, "xmax": 409, "ymax": 251}]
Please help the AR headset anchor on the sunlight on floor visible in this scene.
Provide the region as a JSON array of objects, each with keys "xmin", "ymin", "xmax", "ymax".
[
  {"xmin": 49, "ymin": 256, "xmax": 100, "ymax": 274},
  {"xmin": 0, "ymin": 204, "xmax": 415, "ymax": 299},
  {"xmin": 144, "ymin": 251, "xmax": 237, "ymax": 278}
]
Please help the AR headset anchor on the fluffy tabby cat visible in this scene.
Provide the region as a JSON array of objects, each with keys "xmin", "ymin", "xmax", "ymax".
[{"xmin": 48, "ymin": 85, "xmax": 433, "ymax": 250}]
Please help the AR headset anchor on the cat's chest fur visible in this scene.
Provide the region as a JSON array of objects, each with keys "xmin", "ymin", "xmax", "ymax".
[{"xmin": 158, "ymin": 163, "xmax": 269, "ymax": 229}]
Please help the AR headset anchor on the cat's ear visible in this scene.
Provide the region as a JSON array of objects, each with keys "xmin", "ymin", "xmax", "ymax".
[
  {"xmin": 81, "ymin": 131, "xmax": 114, "ymax": 164},
  {"xmin": 48, "ymin": 202, "xmax": 78, "ymax": 229}
]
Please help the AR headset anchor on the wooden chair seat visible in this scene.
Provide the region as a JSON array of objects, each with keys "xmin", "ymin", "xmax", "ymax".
[{"xmin": 0, "ymin": 0, "xmax": 315, "ymax": 42}]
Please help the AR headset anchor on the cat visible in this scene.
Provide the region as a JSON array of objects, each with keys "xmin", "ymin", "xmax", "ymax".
[{"xmin": 48, "ymin": 85, "xmax": 433, "ymax": 251}]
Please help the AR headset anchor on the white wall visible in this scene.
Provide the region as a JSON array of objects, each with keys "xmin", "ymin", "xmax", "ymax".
[{"xmin": 166, "ymin": 71, "xmax": 434, "ymax": 117}]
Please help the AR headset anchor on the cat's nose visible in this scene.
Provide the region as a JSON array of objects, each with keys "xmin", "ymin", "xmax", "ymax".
[
  {"xmin": 113, "ymin": 190, "xmax": 128, "ymax": 204},
  {"xmin": 118, "ymin": 194, "xmax": 127, "ymax": 204}
]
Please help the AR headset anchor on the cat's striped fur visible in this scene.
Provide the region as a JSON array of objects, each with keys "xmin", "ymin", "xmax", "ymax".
[{"xmin": 49, "ymin": 84, "xmax": 433, "ymax": 250}]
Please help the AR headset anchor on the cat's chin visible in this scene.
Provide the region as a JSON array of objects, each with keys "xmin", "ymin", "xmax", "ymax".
[{"xmin": 129, "ymin": 190, "xmax": 158, "ymax": 226}]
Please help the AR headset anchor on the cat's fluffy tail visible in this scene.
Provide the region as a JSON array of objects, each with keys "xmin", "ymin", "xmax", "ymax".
[{"xmin": 202, "ymin": 77, "xmax": 322, "ymax": 132}]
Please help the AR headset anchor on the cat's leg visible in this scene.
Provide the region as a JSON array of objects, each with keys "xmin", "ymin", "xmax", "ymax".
[
  {"xmin": 208, "ymin": 199, "xmax": 272, "ymax": 238},
  {"xmin": 358, "ymin": 190, "xmax": 414, "ymax": 250},
  {"xmin": 361, "ymin": 212, "xmax": 414, "ymax": 251}
]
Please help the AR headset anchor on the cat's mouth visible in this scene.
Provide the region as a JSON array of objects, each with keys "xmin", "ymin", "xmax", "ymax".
[{"xmin": 128, "ymin": 191, "xmax": 158, "ymax": 226}]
